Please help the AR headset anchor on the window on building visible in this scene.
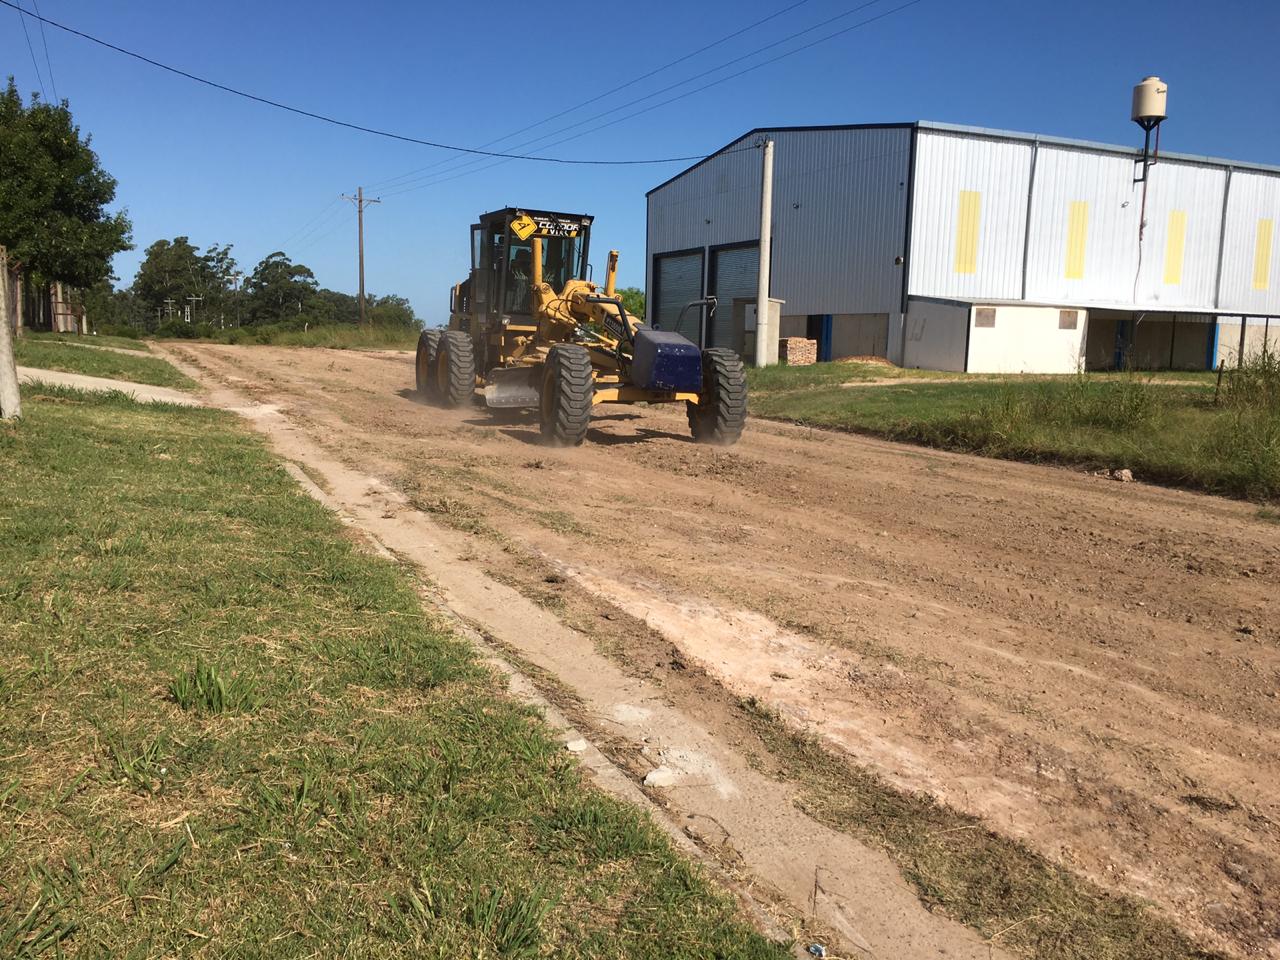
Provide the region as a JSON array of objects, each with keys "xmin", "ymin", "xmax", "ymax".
[
  {"xmin": 974, "ymin": 308, "xmax": 996, "ymax": 328},
  {"xmin": 1059, "ymin": 310, "xmax": 1079, "ymax": 330}
]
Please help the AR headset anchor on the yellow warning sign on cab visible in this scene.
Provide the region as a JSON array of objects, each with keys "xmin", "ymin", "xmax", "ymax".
[{"xmin": 510, "ymin": 214, "xmax": 538, "ymax": 241}]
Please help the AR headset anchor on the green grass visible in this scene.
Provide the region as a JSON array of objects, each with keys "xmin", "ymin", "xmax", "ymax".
[
  {"xmin": 0, "ymin": 385, "xmax": 784, "ymax": 959},
  {"xmin": 171, "ymin": 323, "xmax": 420, "ymax": 350},
  {"xmin": 13, "ymin": 338, "xmax": 195, "ymax": 390},
  {"xmin": 23, "ymin": 331, "xmax": 150, "ymax": 352},
  {"xmin": 739, "ymin": 701, "xmax": 1221, "ymax": 960},
  {"xmin": 751, "ymin": 362, "xmax": 1279, "ymax": 501}
]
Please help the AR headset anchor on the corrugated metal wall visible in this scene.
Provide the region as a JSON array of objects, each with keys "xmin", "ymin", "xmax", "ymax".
[
  {"xmin": 646, "ymin": 126, "xmax": 912, "ymax": 319},
  {"xmin": 910, "ymin": 129, "xmax": 1277, "ymax": 316},
  {"xmin": 908, "ymin": 132, "xmax": 1032, "ymax": 301},
  {"xmin": 1218, "ymin": 171, "xmax": 1280, "ymax": 315},
  {"xmin": 649, "ymin": 125, "xmax": 1280, "ymax": 342}
]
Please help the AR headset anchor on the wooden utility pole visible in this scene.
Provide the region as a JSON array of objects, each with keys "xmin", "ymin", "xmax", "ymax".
[
  {"xmin": 342, "ymin": 187, "xmax": 381, "ymax": 324},
  {"xmin": 0, "ymin": 246, "xmax": 21, "ymax": 420}
]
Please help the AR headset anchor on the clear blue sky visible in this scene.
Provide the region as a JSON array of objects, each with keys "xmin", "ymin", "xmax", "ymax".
[{"xmin": 4, "ymin": 0, "xmax": 1278, "ymax": 323}]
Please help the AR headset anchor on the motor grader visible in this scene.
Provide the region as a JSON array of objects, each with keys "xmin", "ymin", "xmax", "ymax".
[{"xmin": 415, "ymin": 207, "xmax": 746, "ymax": 446}]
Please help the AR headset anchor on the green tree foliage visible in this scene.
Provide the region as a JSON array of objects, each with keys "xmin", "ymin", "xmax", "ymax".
[
  {"xmin": 618, "ymin": 286, "xmax": 645, "ymax": 320},
  {"xmin": 246, "ymin": 251, "xmax": 318, "ymax": 324},
  {"xmin": 367, "ymin": 294, "xmax": 416, "ymax": 328},
  {"xmin": 0, "ymin": 79, "xmax": 131, "ymax": 285}
]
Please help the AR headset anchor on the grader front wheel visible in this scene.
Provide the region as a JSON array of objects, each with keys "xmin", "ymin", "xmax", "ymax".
[
  {"xmin": 415, "ymin": 329, "xmax": 442, "ymax": 397},
  {"xmin": 434, "ymin": 330, "xmax": 476, "ymax": 408},
  {"xmin": 540, "ymin": 343, "xmax": 592, "ymax": 446},
  {"xmin": 688, "ymin": 347, "xmax": 747, "ymax": 445}
]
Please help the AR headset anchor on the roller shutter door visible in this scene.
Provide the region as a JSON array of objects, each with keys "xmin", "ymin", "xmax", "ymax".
[
  {"xmin": 653, "ymin": 251, "xmax": 704, "ymax": 344},
  {"xmin": 709, "ymin": 245, "xmax": 758, "ymax": 353}
]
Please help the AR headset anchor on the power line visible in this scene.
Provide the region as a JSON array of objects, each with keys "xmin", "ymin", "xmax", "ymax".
[
  {"xmin": 374, "ymin": 0, "xmax": 894, "ymax": 196},
  {"xmin": 12, "ymin": 0, "xmax": 48, "ymax": 99},
  {"xmin": 30, "ymin": 0, "xmax": 58, "ymax": 101},
  {"xmin": 0, "ymin": 0, "xmax": 714, "ymax": 167},
  {"xmin": 275, "ymin": 197, "xmax": 343, "ymax": 251},
  {"xmin": 364, "ymin": 0, "xmax": 818, "ymax": 192},
  {"xmin": 380, "ymin": 0, "xmax": 926, "ymax": 199}
]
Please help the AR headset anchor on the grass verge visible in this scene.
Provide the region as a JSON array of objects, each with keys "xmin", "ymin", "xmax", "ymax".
[
  {"xmin": 0, "ymin": 385, "xmax": 785, "ymax": 958},
  {"xmin": 14, "ymin": 338, "xmax": 195, "ymax": 390},
  {"xmin": 738, "ymin": 700, "xmax": 1220, "ymax": 960},
  {"xmin": 22, "ymin": 331, "xmax": 151, "ymax": 352},
  {"xmin": 750, "ymin": 363, "xmax": 1278, "ymax": 501},
  {"xmin": 159, "ymin": 323, "xmax": 420, "ymax": 350}
]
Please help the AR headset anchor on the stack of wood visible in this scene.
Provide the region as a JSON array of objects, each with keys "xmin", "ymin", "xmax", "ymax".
[{"xmin": 779, "ymin": 337, "xmax": 818, "ymax": 366}]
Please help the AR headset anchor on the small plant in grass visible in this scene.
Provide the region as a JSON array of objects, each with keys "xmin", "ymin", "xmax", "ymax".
[
  {"xmin": 169, "ymin": 659, "xmax": 255, "ymax": 714},
  {"xmin": 465, "ymin": 884, "xmax": 556, "ymax": 957}
]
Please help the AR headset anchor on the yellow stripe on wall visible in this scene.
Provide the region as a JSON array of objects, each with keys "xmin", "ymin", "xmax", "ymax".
[
  {"xmin": 1064, "ymin": 201, "xmax": 1089, "ymax": 280},
  {"xmin": 1163, "ymin": 210, "xmax": 1187, "ymax": 285},
  {"xmin": 1255, "ymin": 219, "xmax": 1275, "ymax": 291},
  {"xmin": 953, "ymin": 190, "xmax": 981, "ymax": 275}
]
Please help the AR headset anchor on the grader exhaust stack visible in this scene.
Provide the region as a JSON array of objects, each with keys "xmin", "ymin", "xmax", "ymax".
[{"xmin": 414, "ymin": 207, "xmax": 747, "ymax": 446}]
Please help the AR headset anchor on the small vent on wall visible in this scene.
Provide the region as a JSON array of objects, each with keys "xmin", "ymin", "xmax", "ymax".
[
  {"xmin": 1059, "ymin": 310, "xmax": 1079, "ymax": 330},
  {"xmin": 974, "ymin": 308, "xmax": 996, "ymax": 328}
]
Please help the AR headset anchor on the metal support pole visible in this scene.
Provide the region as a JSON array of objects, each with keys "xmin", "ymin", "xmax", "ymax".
[{"xmin": 753, "ymin": 137, "xmax": 774, "ymax": 368}]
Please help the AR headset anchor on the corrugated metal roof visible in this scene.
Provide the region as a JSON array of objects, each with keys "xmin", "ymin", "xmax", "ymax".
[{"xmin": 648, "ymin": 121, "xmax": 1280, "ymax": 196}]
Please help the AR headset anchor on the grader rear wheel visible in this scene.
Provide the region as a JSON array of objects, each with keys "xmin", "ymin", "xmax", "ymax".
[
  {"xmin": 415, "ymin": 329, "xmax": 442, "ymax": 397},
  {"xmin": 539, "ymin": 343, "xmax": 592, "ymax": 447},
  {"xmin": 434, "ymin": 330, "xmax": 476, "ymax": 408},
  {"xmin": 688, "ymin": 347, "xmax": 747, "ymax": 445}
]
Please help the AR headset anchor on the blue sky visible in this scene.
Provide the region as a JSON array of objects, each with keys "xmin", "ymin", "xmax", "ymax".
[{"xmin": 4, "ymin": 0, "xmax": 1278, "ymax": 322}]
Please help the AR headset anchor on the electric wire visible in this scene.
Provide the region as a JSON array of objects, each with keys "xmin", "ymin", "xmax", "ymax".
[
  {"xmin": 274, "ymin": 197, "xmax": 343, "ymax": 252},
  {"xmin": 380, "ymin": 0, "xmax": 926, "ymax": 199},
  {"xmin": 377, "ymin": 0, "xmax": 896, "ymax": 195},
  {"xmin": 30, "ymin": 0, "xmax": 58, "ymax": 101},
  {"xmin": 12, "ymin": 0, "xmax": 48, "ymax": 99},
  {"xmin": 0, "ymin": 0, "xmax": 714, "ymax": 166},
  {"xmin": 363, "ymin": 0, "xmax": 818, "ymax": 192}
]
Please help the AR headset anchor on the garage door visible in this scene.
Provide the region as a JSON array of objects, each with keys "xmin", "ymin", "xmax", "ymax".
[
  {"xmin": 709, "ymin": 245, "xmax": 758, "ymax": 353},
  {"xmin": 652, "ymin": 251, "xmax": 704, "ymax": 344}
]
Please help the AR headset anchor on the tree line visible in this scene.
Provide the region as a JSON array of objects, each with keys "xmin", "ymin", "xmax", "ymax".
[{"xmin": 91, "ymin": 239, "xmax": 417, "ymax": 338}]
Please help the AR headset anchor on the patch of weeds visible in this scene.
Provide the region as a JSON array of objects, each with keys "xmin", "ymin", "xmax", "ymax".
[
  {"xmin": 737, "ymin": 698, "xmax": 1221, "ymax": 960},
  {"xmin": 1258, "ymin": 507, "xmax": 1279, "ymax": 523},
  {"xmin": 169, "ymin": 660, "xmax": 255, "ymax": 714},
  {"xmin": 465, "ymin": 883, "xmax": 557, "ymax": 957},
  {"xmin": 531, "ymin": 509, "xmax": 590, "ymax": 538}
]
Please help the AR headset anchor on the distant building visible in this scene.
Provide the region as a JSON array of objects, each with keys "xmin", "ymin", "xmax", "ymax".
[{"xmin": 645, "ymin": 122, "xmax": 1279, "ymax": 371}]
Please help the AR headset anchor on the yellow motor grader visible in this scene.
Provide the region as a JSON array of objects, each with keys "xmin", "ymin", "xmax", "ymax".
[{"xmin": 415, "ymin": 207, "xmax": 746, "ymax": 446}]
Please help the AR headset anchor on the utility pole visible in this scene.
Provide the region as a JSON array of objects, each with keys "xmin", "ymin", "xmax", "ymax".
[
  {"xmin": 186, "ymin": 295, "xmax": 203, "ymax": 324},
  {"xmin": 342, "ymin": 187, "xmax": 381, "ymax": 324},
  {"xmin": 753, "ymin": 136, "xmax": 775, "ymax": 368},
  {"xmin": 163, "ymin": 298, "xmax": 176, "ymax": 323}
]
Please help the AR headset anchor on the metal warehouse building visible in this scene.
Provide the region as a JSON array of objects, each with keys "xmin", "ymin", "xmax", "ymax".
[{"xmin": 645, "ymin": 122, "xmax": 1280, "ymax": 372}]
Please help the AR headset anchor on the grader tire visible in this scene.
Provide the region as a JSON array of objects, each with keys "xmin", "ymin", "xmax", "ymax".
[
  {"xmin": 435, "ymin": 330, "xmax": 476, "ymax": 408},
  {"xmin": 688, "ymin": 347, "xmax": 747, "ymax": 445},
  {"xmin": 415, "ymin": 329, "xmax": 442, "ymax": 397},
  {"xmin": 540, "ymin": 344, "xmax": 593, "ymax": 447}
]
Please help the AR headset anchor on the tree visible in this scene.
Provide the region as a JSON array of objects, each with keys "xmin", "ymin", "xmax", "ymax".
[
  {"xmin": 132, "ymin": 237, "xmax": 212, "ymax": 325},
  {"xmin": 0, "ymin": 78, "xmax": 132, "ymax": 419},
  {"xmin": 367, "ymin": 294, "xmax": 418, "ymax": 328},
  {"xmin": 245, "ymin": 252, "xmax": 318, "ymax": 325},
  {"xmin": 618, "ymin": 287, "xmax": 645, "ymax": 321},
  {"xmin": 0, "ymin": 80, "xmax": 131, "ymax": 288}
]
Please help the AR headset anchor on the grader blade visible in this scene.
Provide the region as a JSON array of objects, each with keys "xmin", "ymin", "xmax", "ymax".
[{"xmin": 483, "ymin": 366, "xmax": 539, "ymax": 408}]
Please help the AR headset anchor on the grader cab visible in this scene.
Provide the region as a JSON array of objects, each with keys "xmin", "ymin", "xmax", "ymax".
[{"xmin": 415, "ymin": 207, "xmax": 746, "ymax": 446}]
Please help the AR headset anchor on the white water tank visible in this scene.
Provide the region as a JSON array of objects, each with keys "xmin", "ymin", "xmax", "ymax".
[{"xmin": 1132, "ymin": 76, "xmax": 1169, "ymax": 124}]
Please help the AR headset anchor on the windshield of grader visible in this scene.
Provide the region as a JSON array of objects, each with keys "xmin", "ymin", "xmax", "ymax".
[{"xmin": 503, "ymin": 232, "xmax": 586, "ymax": 315}]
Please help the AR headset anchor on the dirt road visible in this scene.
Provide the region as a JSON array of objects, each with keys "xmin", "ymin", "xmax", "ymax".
[{"xmin": 165, "ymin": 343, "xmax": 1279, "ymax": 957}]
